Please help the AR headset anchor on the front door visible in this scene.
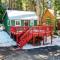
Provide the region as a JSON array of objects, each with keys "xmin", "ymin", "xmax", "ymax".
[{"xmin": 24, "ymin": 20, "xmax": 29, "ymax": 26}]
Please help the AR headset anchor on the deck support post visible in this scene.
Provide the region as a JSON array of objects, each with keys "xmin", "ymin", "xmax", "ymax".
[
  {"xmin": 16, "ymin": 34, "xmax": 19, "ymax": 43},
  {"xmin": 43, "ymin": 36, "xmax": 44, "ymax": 45},
  {"xmin": 51, "ymin": 34, "xmax": 52, "ymax": 44},
  {"xmin": 33, "ymin": 36, "xmax": 35, "ymax": 46}
]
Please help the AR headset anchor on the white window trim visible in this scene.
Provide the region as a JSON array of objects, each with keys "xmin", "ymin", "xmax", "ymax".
[
  {"xmin": 15, "ymin": 20, "xmax": 21, "ymax": 26},
  {"xmin": 30, "ymin": 20, "xmax": 34, "ymax": 26}
]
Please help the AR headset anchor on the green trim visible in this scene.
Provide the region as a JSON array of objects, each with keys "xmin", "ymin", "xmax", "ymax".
[
  {"xmin": 21, "ymin": 20, "xmax": 24, "ymax": 26},
  {"xmin": 11, "ymin": 20, "xmax": 15, "ymax": 26},
  {"xmin": 34, "ymin": 20, "xmax": 37, "ymax": 26}
]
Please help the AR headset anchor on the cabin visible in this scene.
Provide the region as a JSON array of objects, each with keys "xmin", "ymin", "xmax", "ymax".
[
  {"xmin": 3, "ymin": 10, "xmax": 38, "ymax": 32},
  {"xmin": 42, "ymin": 9, "xmax": 55, "ymax": 27},
  {"xmin": 42, "ymin": 9, "xmax": 60, "ymax": 30},
  {"xmin": 3, "ymin": 10, "xmax": 53, "ymax": 48}
]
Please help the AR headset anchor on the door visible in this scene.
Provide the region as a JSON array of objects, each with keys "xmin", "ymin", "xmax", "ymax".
[
  {"xmin": 24, "ymin": 20, "xmax": 29, "ymax": 26},
  {"xmin": 15, "ymin": 20, "xmax": 21, "ymax": 26}
]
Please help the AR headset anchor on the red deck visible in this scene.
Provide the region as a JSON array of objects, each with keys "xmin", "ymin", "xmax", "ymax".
[{"xmin": 10, "ymin": 26, "xmax": 53, "ymax": 48}]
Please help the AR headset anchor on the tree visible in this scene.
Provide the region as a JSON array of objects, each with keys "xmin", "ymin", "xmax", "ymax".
[
  {"xmin": 35, "ymin": 0, "xmax": 48, "ymax": 25},
  {"xmin": 0, "ymin": 4, "xmax": 6, "ymax": 23},
  {"xmin": 21, "ymin": 0, "xmax": 36, "ymax": 11},
  {"xmin": 54, "ymin": 0, "xmax": 60, "ymax": 33},
  {"xmin": 55, "ymin": 0, "xmax": 60, "ymax": 11},
  {"xmin": 16, "ymin": 0, "xmax": 23, "ymax": 10},
  {"xmin": 0, "ymin": 0, "xmax": 1, "ymax": 3}
]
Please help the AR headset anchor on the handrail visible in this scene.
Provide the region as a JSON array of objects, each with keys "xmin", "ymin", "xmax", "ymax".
[
  {"xmin": 20, "ymin": 27, "xmax": 32, "ymax": 40},
  {"xmin": 20, "ymin": 25, "xmax": 53, "ymax": 39},
  {"xmin": 10, "ymin": 26, "xmax": 29, "ymax": 33},
  {"xmin": 10, "ymin": 25, "xmax": 53, "ymax": 40}
]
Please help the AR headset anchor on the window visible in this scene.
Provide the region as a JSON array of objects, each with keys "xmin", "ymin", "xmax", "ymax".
[
  {"xmin": 30, "ymin": 20, "xmax": 34, "ymax": 26},
  {"xmin": 11, "ymin": 20, "xmax": 15, "ymax": 26},
  {"xmin": 15, "ymin": 20, "xmax": 21, "ymax": 26}
]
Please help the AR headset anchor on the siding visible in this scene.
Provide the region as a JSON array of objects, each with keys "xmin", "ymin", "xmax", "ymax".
[
  {"xmin": 34, "ymin": 20, "xmax": 37, "ymax": 26},
  {"xmin": 11, "ymin": 20, "xmax": 15, "ymax": 26},
  {"xmin": 4, "ymin": 15, "xmax": 10, "ymax": 32},
  {"xmin": 21, "ymin": 20, "xmax": 24, "ymax": 26}
]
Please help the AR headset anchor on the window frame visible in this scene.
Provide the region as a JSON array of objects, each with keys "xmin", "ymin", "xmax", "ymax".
[
  {"xmin": 30, "ymin": 20, "xmax": 34, "ymax": 26},
  {"xmin": 15, "ymin": 20, "xmax": 21, "ymax": 26}
]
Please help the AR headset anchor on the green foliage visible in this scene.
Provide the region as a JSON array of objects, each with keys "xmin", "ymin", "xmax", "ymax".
[
  {"xmin": 55, "ymin": 0, "xmax": 60, "ymax": 10},
  {"xmin": 46, "ymin": 18, "xmax": 51, "ymax": 25},
  {"xmin": 16, "ymin": 0, "xmax": 23, "ymax": 10},
  {"xmin": 0, "ymin": 4, "xmax": 6, "ymax": 19},
  {"xmin": 16, "ymin": 0, "xmax": 36, "ymax": 11}
]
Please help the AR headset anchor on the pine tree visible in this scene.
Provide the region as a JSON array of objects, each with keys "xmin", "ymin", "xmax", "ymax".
[
  {"xmin": 16, "ymin": 0, "xmax": 23, "ymax": 10},
  {"xmin": 0, "ymin": 4, "xmax": 6, "ymax": 23}
]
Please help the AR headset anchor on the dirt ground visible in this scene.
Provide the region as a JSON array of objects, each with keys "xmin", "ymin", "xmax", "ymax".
[{"xmin": 0, "ymin": 46, "xmax": 60, "ymax": 60}]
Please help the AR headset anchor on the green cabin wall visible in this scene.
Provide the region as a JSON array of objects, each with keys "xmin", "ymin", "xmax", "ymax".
[
  {"xmin": 34, "ymin": 20, "xmax": 37, "ymax": 26},
  {"xmin": 4, "ymin": 19, "xmax": 37, "ymax": 32},
  {"xmin": 4, "ymin": 14, "xmax": 37, "ymax": 32},
  {"xmin": 4, "ymin": 15, "xmax": 10, "ymax": 32},
  {"xmin": 11, "ymin": 20, "xmax": 15, "ymax": 26},
  {"xmin": 21, "ymin": 20, "xmax": 37, "ymax": 26},
  {"xmin": 10, "ymin": 20, "xmax": 37, "ymax": 27},
  {"xmin": 21, "ymin": 20, "xmax": 24, "ymax": 26}
]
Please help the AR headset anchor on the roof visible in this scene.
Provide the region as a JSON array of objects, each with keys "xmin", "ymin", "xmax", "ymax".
[
  {"xmin": 6, "ymin": 10, "xmax": 38, "ymax": 20},
  {"xmin": 48, "ymin": 9, "xmax": 54, "ymax": 16},
  {"xmin": 46, "ymin": 9, "xmax": 60, "ymax": 19}
]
